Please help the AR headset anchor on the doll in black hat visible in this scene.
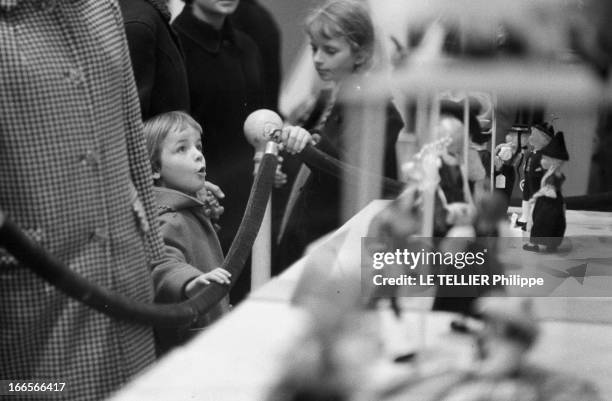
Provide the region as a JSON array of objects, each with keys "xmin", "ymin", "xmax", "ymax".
[
  {"xmin": 523, "ymin": 131, "xmax": 569, "ymax": 252},
  {"xmin": 516, "ymin": 123, "xmax": 555, "ymax": 229},
  {"xmin": 494, "ymin": 125, "xmax": 530, "ymax": 203}
]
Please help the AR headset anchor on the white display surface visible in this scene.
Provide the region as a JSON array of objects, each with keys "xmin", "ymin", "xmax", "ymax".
[{"xmin": 111, "ymin": 202, "xmax": 612, "ymax": 400}]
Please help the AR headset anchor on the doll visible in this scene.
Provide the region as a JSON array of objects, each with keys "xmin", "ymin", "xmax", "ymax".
[
  {"xmin": 523, "ymin": 131, "xmax": 569, "ymax": 252},
  {"xmin": 516, "ymin": 123, "xmax": 554, "ymax": 229},
  {"xmin": 494, "ymin": 125, "xmax": 530, "ymax": 203}
]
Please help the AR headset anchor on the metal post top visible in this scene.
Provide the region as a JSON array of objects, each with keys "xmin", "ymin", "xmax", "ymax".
[
  {"xmin": 265, "ymin": 141, "xmax": 279, "ymax": 156},
  {"xmin": 243, "ymin": 109, "xmax": 284, "ymax": 152}
]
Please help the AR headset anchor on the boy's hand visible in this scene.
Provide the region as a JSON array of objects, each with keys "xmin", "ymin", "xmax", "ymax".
[
  {"xmin": 204, "ymin": 181, "xmax": 225, "ymax": 200},
  {"xmin": 201, "ymin": 267, "xmax": 232, "ymax": 285},
  {"xmin": 281, "ymin": 126, "xmax": 313, "ymax": 154},
  {"xmin": 184, "ymin": 268, "xmax": 232, "ymax": 298},
  {"xmin": 199, "ymin": 181, "xmax": 225, "ymax": 221}
]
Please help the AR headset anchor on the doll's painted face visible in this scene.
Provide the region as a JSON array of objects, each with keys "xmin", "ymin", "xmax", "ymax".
[
  {"xmin": 528, "ymin": 127, "xmax": 552, "ymax": 150},
  {"xmin": 540, "ymin": 155, "xmax": 560, "ymax": 170},
  {"xmin": 155, "ymin": 127, "xmax": 207, "ymax": 196},
  {"xmin": 436, "ymin": 115, "xmax": 464, "ymax": 155},
  {"xmin": 519, "ymin": 133, "xmax": 530, "ymax": 150},
  {"xmin": 507, "ymin": 132, "xmax": 529, "ymax": 150},
  {"xmin": 310, "ymin": 35, "xmax": 362, "ymax": 83},
  {"xmin": 438, "ymin": 116, "xmax": 486, "ymax": 185},
  {"xmin": 505, "ymin": 133, "xmax": 518, "ymax": 152}
]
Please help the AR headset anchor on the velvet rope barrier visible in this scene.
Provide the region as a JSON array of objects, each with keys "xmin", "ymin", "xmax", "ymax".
[
  {"xmin": 297, "ymin": 143, "xmax": 405, "ymax": 196},
  {"xmin": 0, "ymin": 152, "xmax": 278, "ymax": 327},
  {"xmin": 245, "ymin": 108, "xmax": 406, "ymax": 197}
]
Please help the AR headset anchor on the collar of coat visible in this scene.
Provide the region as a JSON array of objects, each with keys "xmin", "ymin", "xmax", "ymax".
[
  {"xmin": 173, "ymin": 5, "xmax": 237, "ymax": 54},
  {"xmin": 145, "ymin": 0, "xmax": 171, "ymax": 22},
  {"xmin": 153, "ymin": 186, "xmax": 205, "ymax": 214}
]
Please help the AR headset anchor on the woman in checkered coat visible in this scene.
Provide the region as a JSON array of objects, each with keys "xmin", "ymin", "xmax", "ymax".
[{"xmin": 0, "ymin": 1, "xmax": 184, "ymax": 399}]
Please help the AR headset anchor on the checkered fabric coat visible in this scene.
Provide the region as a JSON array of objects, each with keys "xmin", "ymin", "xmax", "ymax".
[{"xmin": 0, "ymin": 0, "xmax": 167, "ymax": 399}]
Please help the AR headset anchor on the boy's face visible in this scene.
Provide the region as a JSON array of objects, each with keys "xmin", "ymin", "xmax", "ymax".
[
  {"xmin": 310, "ymin": 35, "xmax": 359, "ymax": 82},
  {"xmin": 157, "ymin": 127, "xmax": 207, "ymax": 196},
  {"xmin": 193, "ymin": 0, "xmax": 239, "ymax": 17}
]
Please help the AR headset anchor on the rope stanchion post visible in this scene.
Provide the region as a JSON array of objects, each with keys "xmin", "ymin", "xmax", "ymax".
[{"xmin": 243, "ymin": 109, "xmax": 282, "ymax": 290}]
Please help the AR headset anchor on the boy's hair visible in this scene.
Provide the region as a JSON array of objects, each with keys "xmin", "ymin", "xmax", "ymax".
[
  {"xmin": 305, "ymin": 0, "xmax": 375, "ymax": 72},
  {"xmin": 143, "ymin": 111, "xmax": 203, "ymax": 177}
]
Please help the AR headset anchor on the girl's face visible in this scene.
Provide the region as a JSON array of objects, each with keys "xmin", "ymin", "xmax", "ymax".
[
  {"xmin": 156, "ymin": 127, "xmax": 207, "ymax": 196},
  {"xmin": 310, "ymin": 35, "xmax": 360, "ymax": 83},
  {"xmin": 193, "ymin": 0, "xmax": 239, "ymax": 17}
]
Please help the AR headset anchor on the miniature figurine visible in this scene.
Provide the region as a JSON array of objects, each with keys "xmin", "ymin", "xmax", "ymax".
[
  {"xmin": 523, "ymin": 131, "xmax": 569, "ymax": 253},
  {"xmin": 494, "ymin": 125, "xmax": 530, "ymax": 203},
  {"xmin": 516, "ymin": 123, "xmax": 554, "ymax": 229}
]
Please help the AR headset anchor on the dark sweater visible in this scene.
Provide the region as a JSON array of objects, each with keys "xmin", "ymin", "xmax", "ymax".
[{"xmin": 119, "ymin": 0, "xmax": 190, "ymax": 119}]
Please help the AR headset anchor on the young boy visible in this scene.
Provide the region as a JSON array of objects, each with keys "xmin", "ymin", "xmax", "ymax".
[{"xmin": 144, "ymin": 111, "xmax": 231, "ymax": 354}]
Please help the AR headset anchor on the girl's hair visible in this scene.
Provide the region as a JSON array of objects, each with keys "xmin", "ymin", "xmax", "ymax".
[
  {"xmin": 143, "ymin": 111, "xmax": 202, "ymax": 176},
  {"xmin": 306, "ymin": 0, "xmax": 375, "ymax": 72}
]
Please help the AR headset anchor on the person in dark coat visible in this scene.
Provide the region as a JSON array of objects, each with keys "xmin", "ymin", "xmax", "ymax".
[
  {"xmin": 523, "ymin": 131, "xmax": 570, "ymax": 253},
  {"xmin": 231, "ymin": 0, "xmax": 286, "ymax": 276},
  {"xmin": 119, "ymin": 0, "xmax": 191, "ymax": 120},
  {"xmin": 173, "ymin": 0, "xmax": 265, "ymax": 303},
  {"xmin": 276, "ymin": 0, "xmax": 402, "ymax": 271},
  {"xmin": 232, "ymin": 0, "xmax": 282, "ymax": 111}
]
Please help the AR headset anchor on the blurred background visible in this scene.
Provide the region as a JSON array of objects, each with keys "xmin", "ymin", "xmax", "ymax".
[{"xmin": 169, "ymin": 0, "xmax": 612, "ymax": 201}]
